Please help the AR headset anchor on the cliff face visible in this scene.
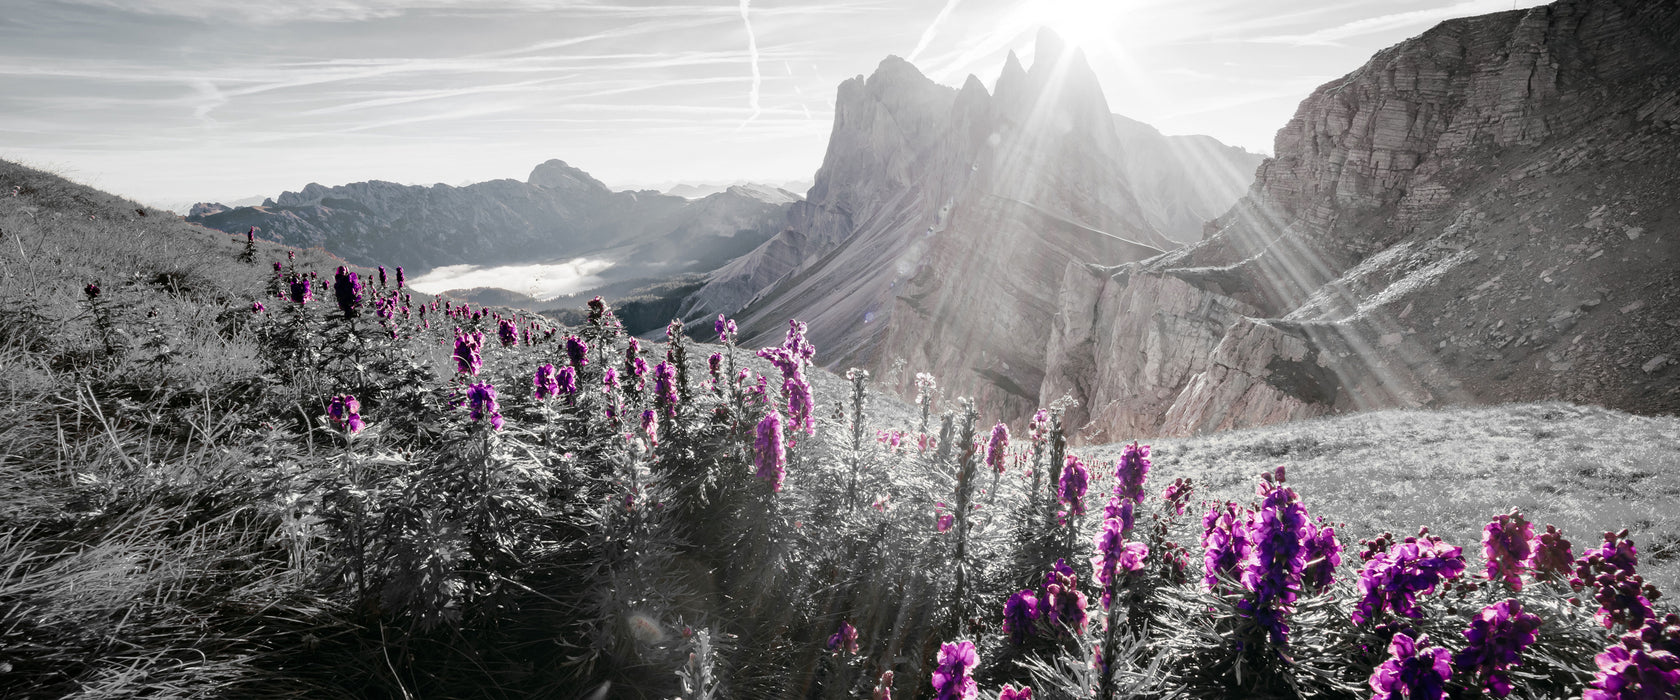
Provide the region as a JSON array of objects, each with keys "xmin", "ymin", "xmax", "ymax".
[
  {"xmin": 1045, "ymin": 0, "xmax": 1680, "ymax": 441},
  {"xmin": 188, "ymin": 160, "xmax": 797, "ymax": 280},
  {"xmin": 689, "ymin": 30, "xmax": 1262, "ymax": 419}
]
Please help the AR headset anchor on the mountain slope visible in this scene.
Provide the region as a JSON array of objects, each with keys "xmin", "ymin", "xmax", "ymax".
[{"xmin": 1044, "ymin": 0, "xmax": 1680, "ymax": 441}]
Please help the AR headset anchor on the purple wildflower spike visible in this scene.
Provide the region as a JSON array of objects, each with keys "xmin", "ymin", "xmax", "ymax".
[
  {"xmin": 498, "ymin": 318, "xmax": 518, "ymax": 348},
  {"xmin": 985, "ymin": 422, "xmax": 1009, "ymax": 474},
  {"xmin": 326, "ymin": 394, "xmax": 363, "ymax": 434},
  {"xmin": 1483, "ymin": 509, "xmax": 1536, "ymax": 591},
  {"xmin": 466, "ymin": 382, "xmax": 501, "ymax": 429},
  {"xmin": 1058, "ymin": 456, "xmax": 1089, "ymax": 519},
  {"xmin": 534, "ymin": 364, "xmax": 560, "ymax": 400},
  {"xmin": 565, "ymin": 335, "xmax": 588, "ymax": 367},
  {"xmin": 1113, "ymin": 441, "xmax": 1150, "ymax": 502},
  {"xmin": 1003, "ymin": 590, "xmax": 1039, "ymax": 644},
  {"xmin": 753, "ymin": 411, "xmax": 786, "ymax": 491}
]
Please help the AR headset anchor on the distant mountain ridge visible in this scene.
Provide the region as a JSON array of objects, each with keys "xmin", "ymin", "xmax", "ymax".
[{"xmin": 186, "ymin": 160, "xmax": 800, "ymax": 288}]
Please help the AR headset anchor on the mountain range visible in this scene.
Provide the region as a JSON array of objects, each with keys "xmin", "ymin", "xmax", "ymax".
[{"xmin": 184, "ymin": 0, "xmax": 1678, "ymax": 438}]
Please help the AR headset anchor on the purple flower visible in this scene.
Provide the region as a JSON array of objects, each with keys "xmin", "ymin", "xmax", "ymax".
[
  {"xmin": 929, "ymin": 640, "xmax": 978, "ymax": 700},
  {"xmin": 1045, "ymin": 571, "xmax": 1088, "ymax": 637},
  {"xmin": 332, "ymin": 266, "xmax": 363, "ymax": 318},
  {"xmin": 466, "ymin": 382, "xmax": 501, "ymax": 429},
  {"xmin": 1102, "ymin": 495, "xmax": 1135, "ymax": 536},
  {"xmin": 826, "ymin": 621, "xmax": 859, "ymax": 655},
  {"xmin": 326, "ymin": 394, "xmax": 364, "ymax": 434},
  {"xmin": 395, "ymin": 266, "xmax": 404, "ymax": 289},
  {"xmin": 1238, "ymin": 482, "xmax": 1310, "ymax": 645},
  {"xmin": 1058, "ymin": 456, "xmax": 1089, "ymax": 519},
  {"xmin": 714, "ymin": 314, "xmax": 737, "ymax": 343},
  {"xmin": 1046, "ymin": 558, "xmax": 1076, "ymax": 588},
  {"xmin": 1002, "ymin": 590, "xmax": 1039, "ymax": 644},
  {"xmin": 757, "ymin": 320, "xmax": 817, "ymax": 434},
  {"xmin": 558, "ymin": 366, "xmax": 578, "ymax": 400},
  {"xmin": 498, "ymin": 318, "xmax": 518, "ymax": 348},
  {"xmin": 653, "ymin": 360, "xmax": 679, "ymax": 415},
  {"xmin": 251, "ymin": 301, "xmax": 265, "ymax": 313},
  {"xmin": 1202, "ymin": 502, "xmax": 1249, "ymax": 591},
  {"xmin": 453, "ymin": 331, "xmax": 483, "ymax": 376},
  {"xmin": 641, "ymin": 408, "xmax": 658, "ymax": 446},
  {"xmin": 1584, "ymin": 629, "xmax": 1680, "ymax": 700},
  {"xmin": 1483, "ymin": 509, "xmax": 1535, "ymax": 591},
  {"xmin": 985, "ymin": 422, "xmax": 1009, "ymax": 474},
  {"xmin": 1301, "ymin": 520, "xmax": 1343, "ymax": 593},
  {"xmin": 1353, "ymin": 535, "xmax": 1468, "ymax": 625},
  {"xmin": 1455, "ymin": 599, "xmax": 1542, "ymax": 697},
  {"xmin": 1370, "ymin": 633, "xmax": 1452, "ymax": 700},
  {"xmin": 1091, "ymin": 517, "xmax": 1148, "ymax": 610},
  {"xmin": 998, "ymin": 685, "xmax": 1032, "ymax": 700},
  {"xmin": 565, "ymin": 335, "xmax": 588, "ymax": 367},
  {"xmin": 1533, "ymin": 524, "xmax": 1574, "ymax": 581},
  {"xmin": 84, "ymin": 282, "xmax": 101, "ymax": 299},
  {"xmin": 872, "ymin": 671, "xmax": 895, "ymax": 700},
  {"xmin": 753, "ymin": 411, "xmax": 785, "ymax": 491},
  {"xmin": 534, "ymin": 364, "xmax": 560, "ymax": 401},
  {"xmin": 603, "ymin": 367, "xmax": 620, "ymax": 391},
  {"xmin": 1593, "ymin": 571, "xmax": 1656, "ymax": 632},
  {"xmin": 287, "ymin": 276, "xmax": 312, "ymax": 304},
  {"xmin": 1162, "ymin": 477, "xmax": 1193, "ymax": 515},
  {"xmin": 707, "ymin": 352, "xmax": 722, "ymax": 388},
  {"xmin": 936, "ymin": 512, "xmax": 954, "ymax": 532},
  {"xmin": 377, "ymin": 266, "xmax": 386, "ymax": 287},
  {"xmin": 1113, "ymin": 441, "xmax": 1150, "ymax": 502}
]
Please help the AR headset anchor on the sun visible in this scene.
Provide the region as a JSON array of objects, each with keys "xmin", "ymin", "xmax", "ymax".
[{"xmin": 1019, "ymin": 0, "xmax": 1130, "ymax": 53}]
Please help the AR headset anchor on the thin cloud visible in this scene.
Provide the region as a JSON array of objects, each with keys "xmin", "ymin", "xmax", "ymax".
[
  {"xmin": 907, "ymin": 0, "xmax": 965, "ymax": 63},
  {"xmin": 739, "ymin": 0, "xmax": 762, "ymax": 125}
]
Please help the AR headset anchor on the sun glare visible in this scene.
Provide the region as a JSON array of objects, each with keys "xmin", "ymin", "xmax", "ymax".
[{"xmin": 1021, "ymin": 0, "xmax": 1130, "ymax": 53}]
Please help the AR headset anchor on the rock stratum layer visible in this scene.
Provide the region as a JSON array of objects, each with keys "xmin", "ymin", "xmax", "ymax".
[
  {"xmin": 1045, "ymin": 0, "xmax": 1680, "ymax": 441},
  {"xmin": 684, "ymin": 31, "xmax": 1263, "ymax": 419},
  {"xmin": 187, "ymin": 160, "xmax": 798, "ymax": 281}
]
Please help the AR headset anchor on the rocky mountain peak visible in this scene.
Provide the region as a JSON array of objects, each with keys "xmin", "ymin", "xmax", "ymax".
[{"xmin": 528, "ymin": 159, "xmax": 610, "ymax": 194}]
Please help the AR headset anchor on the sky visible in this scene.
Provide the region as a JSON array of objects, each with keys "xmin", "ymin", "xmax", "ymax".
[{"xmin": 0, "ymin": 0, "xmax": 1549, "ymax": 210}]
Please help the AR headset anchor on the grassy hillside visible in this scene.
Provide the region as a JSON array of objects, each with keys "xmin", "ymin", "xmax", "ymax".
[{"xmin": 1, "ymin": 160, "xmax": 1676, "ymax": 699}]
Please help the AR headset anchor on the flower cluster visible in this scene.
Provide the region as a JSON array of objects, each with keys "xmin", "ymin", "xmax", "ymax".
[
  {"xmin": 1482, "ymin": 509, "xmax": 1535, "ymax": 591},
  {"xmin": 1238, "ymin": 478, "xmax": 1310, "ymax": 646},
  {"xmin": 826, "ymin": 621, "xmax": 859, "ymax": 655},
  {"xmin": 985, "ymin": 422, "xmax": 1009, "ymax": 474},
  {"xmin": 707, "ymin": 352, "xmax": 722, "ymax": 389},
  {"xmin": 1113, "ymin": 441, "xmax": 1150, "ymax": 502},
  {"xmin": 497, "ymin": 318, "xmax": 518, "ymax": 348},
  {"xmin": 1091, "ymin": 517, "xmax": 1148, "ymax": 611},
  {"xmin": 1002, "ymin": 589, "xmax": 1039, "ymax": 644},
  {"xmin": 1454, "ymin": 599, "xmax": 1542, "ymax": 697},
  {"xmin": 1045, "ymin": 567, "xmax": 1088, "ymax": 636},
  {"xmin": 1576, "ymin": 530, "xmax": 1657, "ymax": 632},
  {"xmin": 395, "ymin": 266, "xmax": 404, "ymax": 289},
  {"xmin": 756, "ymin": 319, "xmax": 817, "ymax": 435},
  {"xmin": 1353, "ymin": 532, "xmax": 1468, "ymax": 625},
  {"xmin": 998, "ymin": 685, "xmax": 1033, "ymax": 700},
  {"xmin": 326, "ymin": 394, "xmax": 364, "ymax": 434},
  {"xmin": 641, "ymin": 409, "xmax": 658, "ymax": 447},
  {"xmin": 1202, "ymin": 502, "xmax": 1249, "ymax": 591},
  {"xmin": 287, "ymin": 275, "xmax": 312, "ymax": 305},
  {"xmin": 1584, "ymin": 620, "xmax": 1680, "ymax": 700},
  {"xmin": 1369, "ymin": 632, "xmax": 1452, "ymax": 700},
  {"xmin": 1162, "ymin": 477, "xmax": 1193, "ymax": 515},
  {"xmin": 929, "ymin": 641, "xmax": 978, "ymax": 700},
  {"xmin": 533, "ymin": 363, "xmax": 560, "ymax": 401},
  {"xmin": 1057, "ymin": 456, "xmax": 1089, "ymax": 521},
  {"xmin": 453, "ymin": 330, "xmax": 484, "ymax": 376},
  {"xmin": 332, "ymin": 266, "xmax": 363, "ymax": 318},
  {"xmin": 872, "ymin": 671, "xmax": 894, "ymax": 700},
  {"xmin": 1301, "ymin": 519, "xmax": 1343, "ymax": 593},
  {"xmin": 653, "ymin": 361, "xmax": 679, "ymax": 415},
  {"xmin": 1533, "ymin": 524, "xmax": 1575, "ymax": 581},
  {"xmin": 714, "ymin": 314, "xmax": 736, "ymax": 343},
  {"xmin": 466, "ymin": 382, "xmax": 503, "ymax": 430},
  {"xmin": 565, "ymin": 335, "xmax": 589, "ymax": 367},
  {"xmin": 753, "ymin": 411, "xmax": 786, "ymax": 491}
]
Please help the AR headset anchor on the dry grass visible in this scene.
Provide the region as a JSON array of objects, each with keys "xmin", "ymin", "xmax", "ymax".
[{"xmin": 1083, "ymin": 402, "xmax": 1680, "ymax": 592}]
